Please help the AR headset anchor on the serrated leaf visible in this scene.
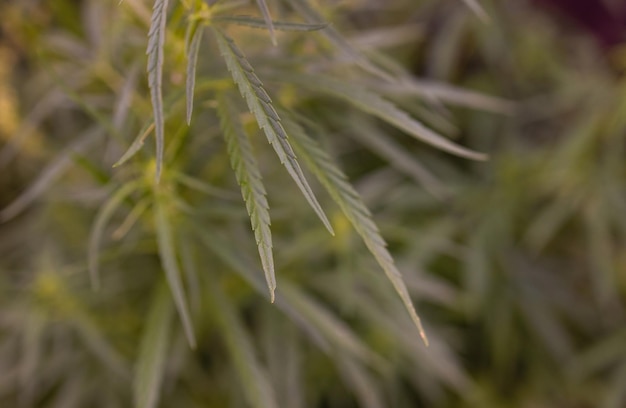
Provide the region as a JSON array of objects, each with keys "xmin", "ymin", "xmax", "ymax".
[
  {"xmin": 134, "ymin": 281, "xmax": 174, "ymax": 408},
  {"xmin": 185, "ymin": 22, "xmax": 203, "ymax": 125},
  {"xmin": 154, "ymin": 197, "xmax": 196, "ymax": 348},
  {"xmin": 281, "ymin": 73, "xmax": 487, "ymax": 161},
  {"xmin": 213, "ymin": 15, "xmax": 327, "ymax": 31},
  {"xmin": 254, "ymin": 0, "xmax": 277, "ymax": 45},
  {"xmin": 147, "ymin": 0, "xmax": 169, "ymax": 182},
  {"xmin": 212, "ymin": 28, "xmax": 334, "ymax": 235},
  {"xmin": 88, "ymin": 181, "xmax": 142, "ymax": 290},
  {"xmin": 206, "ymin": 282, "xmax": 279, "ymax": 408},
  {"xmin": 217, "ymin": 92, "xmax": 276, "ymax": 302},
  {"xmin": 283, "ymin": 115, "xmax": 428, "ymax": 345}
]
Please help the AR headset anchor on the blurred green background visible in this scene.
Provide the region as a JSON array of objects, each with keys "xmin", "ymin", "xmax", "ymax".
[{"xmin": 1, "ymin": 0, "xmax": 626, "ymax": 407}]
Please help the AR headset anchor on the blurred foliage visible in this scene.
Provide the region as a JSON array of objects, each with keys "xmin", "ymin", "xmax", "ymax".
[{"xmin": 1, "ymin": 0, "xmax": 626, "ymax": 407}]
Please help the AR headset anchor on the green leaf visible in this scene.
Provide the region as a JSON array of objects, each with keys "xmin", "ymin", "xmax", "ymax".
[
  {"xmin": 283, "ymin": 115, "xmax": 429, "ymax": 345},
  {"xmin": 206, "ymin": 282, "xmax": 279, "ymax": 408},
  {"xmin": 212, "ymin": 28, "xmax": 334, "ymax": 235},
  {"xmin": 280, "ymin": 73, "xmax": 487, "ymax": 161},
  {"xmin": 185, "ymin": 22, "xmax": 203, "ymax": 125},
  {"xmin": 154, "ymin": 197, "xmax": 196, "ymax": 348},
  {"xmin": 217, "ymin": 92, "xmax": 276, "ymax": 302},
  {"xmin": 134, "ymin": 281, "xmax": 174, "ymax": 408},
  {"xmin": 288, "ymin": 0, "xmax": 393, "ymax": 81},
  {"xmin": 347, "ymin": 117, "xmax": 446, "ymax": 199},
  {"xmin": 88, "ymin": 181, "xmax": 142, "ymax": 290},
  {"xmin": 213, "ymin": 15, "xmax": 327, "ymax": 31},
  {"xmin": 254, "ymin": 0, "xmax": 277, "ymax": 45},
  {"xmin": 147, "ymin": 0, "xmax": 169, "ymax": 182}
]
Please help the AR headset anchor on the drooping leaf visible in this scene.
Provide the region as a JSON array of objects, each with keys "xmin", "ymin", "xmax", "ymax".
[
  {"xmin": 185, "ymin": 21, "xmax": 203, "ymax": 125},
  {"xmin": 154, "ymin": 197, "xmax": 196, "ymax": 348},
  {"xmin": 147, "ymin": 0, "xmax": 169, "ymax": 182},
  {"xmin": 280, "ymin": 72, "xmax": 487, "ymax": 161},
  {"xmin": 116, "ymin": 78, "xmax": 215, "ymax": 168},
  {"xmin": 283, "ymin": 115, "xmax": 429, "ymax": 345},
  {"xmin": 133, "ymin": 281, "xmax": 174, "ymax": 408},
  {"xmin": 212, "ymin": 28, "xmax": 334, "ymax": 235},
  {"xmin": 213, "ymin": 15, "xmax": 327, "ymax": 31},
  {"xmin": 217, "ymin": 92, "xmax": 276, "ymax": 302},
  {"xmin": 88, "ymin": 181, "xmax": 142, "ymax": 290},
  {"xmin": 206, "ymin": 281, "xmax": 279, "ymax": 408},
  {"xmin": 254, "ymin": 0, "xmax": 277, "ymax": 45}
]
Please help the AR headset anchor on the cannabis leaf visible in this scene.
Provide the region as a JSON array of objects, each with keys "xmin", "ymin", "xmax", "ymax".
[
  {"xmin": 147, "ymin": 0, "xmax": 169, "ymax": 182},
  {"xmin": 255, "ymin": 0, "xmax": 277, "ymax": 45},
  {"xmin": 207, "ymin": 282, "xmax": 279, "ymax": 408},
  {"xmin": 289, "ymin": 0, "xmax": 393, "ymax": 81},
  {"xmin": 217, "ymin": 92, "xmax": 276, "ymax": 302},
  {"xmin": 280, "ymin": 73, "xmax": 487, "ymax": 161},
  {"xmin": 154, "ymin": 197, "xmax": 196, "ymax": 348},
  {"xmin": 185, "ymin": 20, "xmax": 202, "ymax": 125},
  {"xmin": 134, "ymin": 282, "xmax": 173, "ymax": 408},
  {"xmin": 213, "ymin": 15, "xmax": 327, "ymax": 31},
  {"xmin": 88, "ymin": 181, "xmax": 142, "ymax": 290},
  {"xmin": 212, "ymin": 28, "xmax": 334, "ymax": 235},
  {"xmin": 283, "ymin": 115, "xmax": 429, "ymax": 345}
]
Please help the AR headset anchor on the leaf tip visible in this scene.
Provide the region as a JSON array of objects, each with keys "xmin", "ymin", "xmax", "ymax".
[
  {"xmin": 323, "ymin": 219, "xmax": 335, "ymax": 236},
  {"xmin": 473, "ymin": 152, "xmax": 489, "ymax": 161}
]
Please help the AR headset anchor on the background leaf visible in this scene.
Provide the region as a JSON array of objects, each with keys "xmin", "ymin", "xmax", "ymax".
[
  {"xmin": 147, "ymin": 0, "xmax": 169, "ymax": 182},
  {"xmin": 154, "ymin": 196, "xmax": 196, "ymax": 348},
  {"xmin": 133, "ymin": 281, "xmax": 174, "ymax": 408}
]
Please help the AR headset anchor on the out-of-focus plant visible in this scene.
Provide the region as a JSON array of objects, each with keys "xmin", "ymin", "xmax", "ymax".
[{"xmin": 1, "ymin": 0, "xmax": 626, "ymax": 407}]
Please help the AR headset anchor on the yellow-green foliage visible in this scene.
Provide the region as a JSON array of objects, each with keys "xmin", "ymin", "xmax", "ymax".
[{"xmin": 1, "ymin": 1, "xmax": 626, "ymax": 407}]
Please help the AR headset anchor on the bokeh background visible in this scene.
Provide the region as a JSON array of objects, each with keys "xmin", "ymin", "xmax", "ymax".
[{"xmin": 1, "ymin": 0, "xmax": 626, "ymax": 407}]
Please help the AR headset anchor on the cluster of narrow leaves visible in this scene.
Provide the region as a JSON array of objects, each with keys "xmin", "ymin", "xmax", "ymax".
[{"xmin": 137, "ymin": 0, "xmax": 490, "ymax": 351}]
